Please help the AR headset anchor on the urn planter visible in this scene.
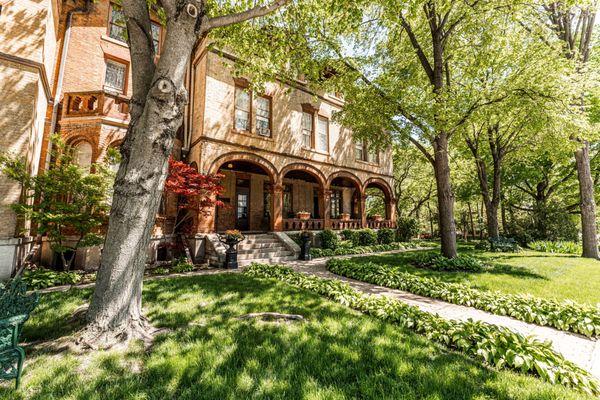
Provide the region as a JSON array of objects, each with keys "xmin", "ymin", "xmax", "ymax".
[
  {"xmin": 299, "ymin": 231, "xmax": 312, "ymax": 261},
  {"xmin": 218, "ymin": 231, "xmax": 245, "ymax": 269}
]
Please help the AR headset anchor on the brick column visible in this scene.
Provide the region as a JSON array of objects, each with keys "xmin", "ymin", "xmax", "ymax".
[
  {"xmin": 271, "ymin": 184, "xmax": 284, "ymax": 231},
  {"xmin": 197, "ymin": 193, "xmax": 217, "ymax": 233},
  {"xmin": 321, "ymin": 189, "xmax": 332, "ymax": 229},
  {"xmin": 360, "ymin": 194, "xmax": 367, "ymax": 228},
  {"xmin": 388, "ymin": 198, "xmax": 397, "ymax": 228}
]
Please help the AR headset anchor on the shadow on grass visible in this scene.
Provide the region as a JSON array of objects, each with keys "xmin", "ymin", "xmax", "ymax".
[{"xmin": 1, "ymin": 274, "xmax": 588, "ymax": 400}]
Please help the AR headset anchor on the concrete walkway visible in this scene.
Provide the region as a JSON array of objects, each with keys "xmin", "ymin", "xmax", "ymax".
[{"xmin": 282, "ymin": 257, "xmax": 600, "ymax": 380}]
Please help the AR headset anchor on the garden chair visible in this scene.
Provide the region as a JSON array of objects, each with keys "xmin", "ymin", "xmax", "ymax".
[{"xmin": 0, "ymin": 279, "xmax": 39, "ymax": 389}]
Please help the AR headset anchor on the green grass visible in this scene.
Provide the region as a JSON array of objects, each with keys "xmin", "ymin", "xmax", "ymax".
[
  {"xmin": 0, "ymin": 273, "xmax": 593, "ymax": 399},
  {"xmin": 353, "ymin": 243, "xmax": 600, "ymax": 305}
]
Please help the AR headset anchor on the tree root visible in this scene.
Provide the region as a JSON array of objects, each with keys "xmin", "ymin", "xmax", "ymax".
[
  {"xmin": 75, "ymin": 315, "xmax": 160, "ymax": 351},
  {"xmin": 236, "ymin": 312, "xmax": 305, "ymax": 322}
]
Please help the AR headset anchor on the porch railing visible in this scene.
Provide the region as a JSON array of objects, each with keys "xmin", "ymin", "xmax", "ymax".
[
  {"xmin": 283, "ymin": 218, "xmax": 325, "ymax": 231},
  {"xmin": 367, "ymin": 220, "xmax": 395, "ymax": 229},
  {"xmin": 330, "ymin": 219, "xmax": 362, "ymax": 230}
]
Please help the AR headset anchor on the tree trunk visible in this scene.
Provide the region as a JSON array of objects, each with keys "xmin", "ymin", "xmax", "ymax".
[
  {"xmin": 467, "ymin": 202, "xmax": 475, "ymax": 240},
  {"xmin": 82, "ymin": 8, "xmax": 198, "ymax": 347},
  {"xmin": 485, "ymin": 203, "xmax": 500, "ymax": 239},
  {"xmin": 575, "ymin": 141, "xmax": 599, "ymax": 259},
  {"xmin": 433, "ymin": 133, "xmax": 457, "ymax": 258},
  {"xmin": 501, "ymin": 199, "xmax": 508, "ymax": 235}
]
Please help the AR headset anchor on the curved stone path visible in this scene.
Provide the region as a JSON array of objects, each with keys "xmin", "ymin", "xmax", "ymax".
[{"xmin": 282, "ymin": 255, "xmax": 600, "ymax": 380}]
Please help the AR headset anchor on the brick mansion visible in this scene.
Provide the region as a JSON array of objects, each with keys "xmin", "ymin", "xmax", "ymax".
[{"xmin": 0, "ymin": 0, "xmax": 396, "ymax": 276}]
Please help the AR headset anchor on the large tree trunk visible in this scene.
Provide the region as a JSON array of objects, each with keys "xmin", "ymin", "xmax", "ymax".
[
  {"xmin": 433, "ymin": 133, "xmax": 457, "ymax": 258},
  {"xmin": 82, "ymin": 4, "xmax": 198, "ymax": 347},
  {"xmin": 485, "ymin": 203, "xmax": 500, "ymax": 239},
  {"xmin": 575, "ymin": 141, "xmax": 599, "ymax": 259}
]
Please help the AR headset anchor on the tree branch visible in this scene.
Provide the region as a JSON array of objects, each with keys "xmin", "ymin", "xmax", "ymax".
[{"xmin": 200, "ymin": 0, "xmax": 291, "ymax": 35}]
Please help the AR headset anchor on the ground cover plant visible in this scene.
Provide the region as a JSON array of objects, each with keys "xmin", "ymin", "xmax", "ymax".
[
  {"xmin": 353, "ymin": 245, "xmax": 600, "ymax": 305},
  {"xmin": 327, "ymin": 259, "xmax": 600, "ymax": 337},
  {"xmin": 245, "ymin": 264, "xmax": 600, "ymax": 395},
  {"xmin": 310, "ymin": 241, "xmax": 424, "ymax": 258},
  {"xmin": 529, "ymin": 241, "xmax": 583, "ymax": 255},
  {"xmin": 410, "ymin": 252, "xmax": 485, "ymax": 272},
  {"xmin": 3, "ymin": 273, "xmax": 596, "ymax": 399}
]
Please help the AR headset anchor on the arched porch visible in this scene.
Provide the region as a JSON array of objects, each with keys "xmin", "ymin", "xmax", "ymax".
[
  {"xmin": 364, "ymin": 178, "xmax": 396, "ymax": 229},
  {"xmin": 328, "ymin": 172, "xmax": 364, "ymax": 230}
]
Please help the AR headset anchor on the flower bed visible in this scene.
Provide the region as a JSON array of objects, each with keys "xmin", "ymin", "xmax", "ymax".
[
  {"xmin": 244, "ymin": 263, "xmax": 599, "ymax": 396},
  {"xmin": 310, "ymin": 241, "xmax": 424, "ymax": 258},
  {"xmin": 327, "ymin": 259, "xmax": 600, "ymax": 338}
]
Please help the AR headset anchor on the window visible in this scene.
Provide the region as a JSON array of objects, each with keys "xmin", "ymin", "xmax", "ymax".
[
  {"xmin": 234, "ymin": 87, "xmax": 251, "ymax": 131},
  {"xmin": 151, "ymin": 22, "xmax": 161, "ymax": 54},
  {"xmin": 330, "ymin": 189, "xmax": 342, "ymax": 218},
  {"xmin": 317, "ymin": 116, "xmax": 328, "ymax": 152},
  {"xmin": 73, "ymin": 142, "xmax": 93, "ymax": 172},
  {"xmin": 301, "ymin": 112, "xmax": 313, "ymax": 148},
  {"xmin": 108, "ymin": 5, "xmax": 127, "ymax": 42},
  {"xmin": 104, "ymin": 60, "xmax": 126, "ymax": 93},
  {"xmin": 355, "ymin": 141, "xmax": 365, "ymax": 161},
  {"xmin": 368, "ymin": 147, "xmax": 379, "ymax": 164},
  {"xmin": 255, "ymin": 96, "xmax": 271, "ymax": 137}
]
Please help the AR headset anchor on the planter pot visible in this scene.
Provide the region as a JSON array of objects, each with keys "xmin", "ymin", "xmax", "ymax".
[
  {"xmin": 297, "ymin": 212, "xmax": 311, "ymax": 220},
  {"xmin": 372, "ymin": 215, "xmax": 383, "ymax": 222},
  {"xmin": 340, "ymin": 213, "xmax": 351, "ymax": 221},
  {"xmin": 218, "ymin": 234, "xmax": 245, "ymax": 269},
  {"xmin": 299, "ymin": 231, "xmax": 312, "ymax": 261}
]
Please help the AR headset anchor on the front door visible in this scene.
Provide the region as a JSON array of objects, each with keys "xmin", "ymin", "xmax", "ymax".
[{"xmin": 236, "ymin": 185, "xmax": 250, "ymax": 231}]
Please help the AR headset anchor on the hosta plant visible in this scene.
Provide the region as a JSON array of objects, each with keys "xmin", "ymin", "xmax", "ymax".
[
  {"xmin": 327, "ymin": 259, "xmax": 600, "ymax": 338},
  {"xmin": 410, "ymin": 252, "xmax": 485, "ymax": 272},
  {"xmin": 244, "ymin": 263, "xmax": 599, "ymax": 396}
]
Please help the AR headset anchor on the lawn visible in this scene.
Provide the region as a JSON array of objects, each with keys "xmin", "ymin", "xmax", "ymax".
[
  {"xmin": 353, "ymin": 244, "xmax": 600, "ymax": 305},
  {"xmin": 1, "ymin": 273, "xmax": 593, "ymax": 399}
]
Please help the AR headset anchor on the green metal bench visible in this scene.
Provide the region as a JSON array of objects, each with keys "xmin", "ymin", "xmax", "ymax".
[{"xmin": 0, "ymin": 279, "xmax": 39, "ymax": 389}]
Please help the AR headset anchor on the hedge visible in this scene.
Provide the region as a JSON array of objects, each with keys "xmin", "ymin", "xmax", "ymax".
[
  {"xmin": 244, "ymin": 263, "xmax": 599, "ymax": 396},
  {"xmin": 327, "ymin": 259, "xmax": 600, "ymax": 338},
  {"xmin": 310, "ymin": 241, "xmax": 422, "ymax": 258}
]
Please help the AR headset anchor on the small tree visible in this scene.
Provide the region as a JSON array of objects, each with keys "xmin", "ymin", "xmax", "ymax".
[
  {"xmin": 0, "ymin": 137, "xmax": 113, "ymax": 271},
  {"xmin": 164, "ymin": 157, "xmax": 224, "ymax": 234}
]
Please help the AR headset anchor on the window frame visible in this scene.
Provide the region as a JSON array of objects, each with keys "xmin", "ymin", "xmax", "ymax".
[
  {"xmin": 330, "ymin": 189, "xmax": 343, "ymax": 219},
  {"xmin": 150, "ymin": 21, "xmax": 162, "ymax": 55},
  {"xmin": 234, "ymin": 85, "xmax": 252, "ymax": 133},
  {"xmin": 316, "ymin": 115, "xmax": 330, "ymax": 153},
  {"xmin": 301, "ymin": 111, "xmax": 314, "ymax": 149},
  {"xmin": 103, "ymin": 57, "xmax": 128, "ymax": 94},
  {"xmin": 255, "ymin": 94, "xmax": 273, "ymax": 138},
  {"xmin": 107, "ymin": 3, "xmax": 127, "ymax": 43}
]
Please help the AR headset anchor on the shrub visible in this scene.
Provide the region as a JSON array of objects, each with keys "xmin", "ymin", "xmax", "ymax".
[
  {"xmin": 341, "ymin": 229, "xmax": 360, "ymax": 246},
  {"xmin": 245, "ymin": 263, "xmax": 600, "ymax": 395},
  {"xmin": 529, "ymin": 241, "xmax": 582, "ymax": 255},
  {"xmin": 319, "ymin": 229, "xmax": 339, "ymax": 250},
  {"xmin": 171, "ymin": 257, "xmax": 195, "ymax": 273},
  {"xmin": 358, "ymin": 229, "xmax": 378, "ymax": 246},
  {"xmin": 410, "ymin": 253, "xmax": 484, "ymax": 272},
  {"xmin": 377, "ymin": 228, "xmax": 395, "ymax": 245},
  {"xmin": 327, "ymin": 259, "xmax": 600, "ymax": 338},
  {"xmin": 286, "ymin": 233, "xmax": 303, "ymax": 246},
  {"xmin": 21, "ymin": 268, "xmax": 82, "ymax": 290},
  {"xmin": 396, "ymin": 217, "xmax": 419, "ymax": 242},
  {"xmin": 475, "ymin": 237, "xmax": 521, "ymax": 253}
]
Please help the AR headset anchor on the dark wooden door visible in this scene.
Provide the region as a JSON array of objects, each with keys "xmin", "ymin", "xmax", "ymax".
[{"xmin": 236, "ymin": 187, "xmax": 250, "ymax": 231}]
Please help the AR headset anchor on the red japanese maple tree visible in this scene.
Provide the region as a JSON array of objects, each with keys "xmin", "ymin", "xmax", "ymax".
[{"xmin": 164, "ymin": 157, "xmax": 224, "ymax": 233}]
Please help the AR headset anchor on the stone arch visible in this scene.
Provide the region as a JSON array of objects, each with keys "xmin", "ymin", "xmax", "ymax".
[
  {"xmin": 208, "ymin": 152, "xmax": 277, "ymax": 182},
  {"xmin": 363, "ymin": 177, "xmax": 393, "ymax": 201},
  {"xmin": 327, "ymin": 170, "xmax": 362, "ymax": 192},
  {"xmin": 278, "ymin": 162, "xmax": 327, "ymax": 188}
]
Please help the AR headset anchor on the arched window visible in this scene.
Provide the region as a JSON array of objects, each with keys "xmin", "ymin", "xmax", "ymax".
[{"xmin": 73, "ymin": 141, "xmax": 93, "ymax": 171}]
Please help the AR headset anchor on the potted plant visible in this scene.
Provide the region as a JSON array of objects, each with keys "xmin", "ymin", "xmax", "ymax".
[
  {"xmin": 218, "ymin": 230, "xmax": 245, "ymax": 269},
  {"xmin": 372, "ymin": 214, "xmax": 383, "ymax": 222},
  {"xmin": 296, "ymin": 211, "xmax": 311, "ymax": 220},
  {"xmin": 340, "ymin": 213, "xmax": 351, "ymax": 221},
  {"xmin": 299, "ymin": 230, "xmax": 312, "ymax": 261}
]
